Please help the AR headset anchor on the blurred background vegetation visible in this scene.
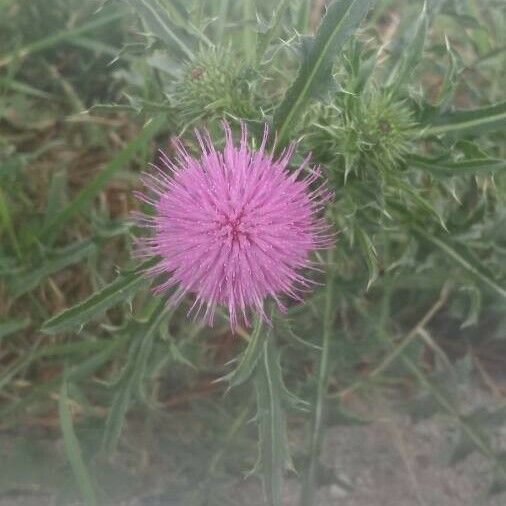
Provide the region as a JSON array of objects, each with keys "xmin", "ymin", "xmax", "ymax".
[{"xmin": 0, "ymin": 0, "xmax": 505, "ymax": 505}]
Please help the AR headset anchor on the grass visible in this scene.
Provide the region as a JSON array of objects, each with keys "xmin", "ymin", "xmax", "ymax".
[{"xmin": 0, "ymin": 0, "xmax": 505, "ymax": 505}]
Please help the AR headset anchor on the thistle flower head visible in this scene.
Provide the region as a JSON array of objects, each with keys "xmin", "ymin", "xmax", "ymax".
[
  {"xmin": 135, "ymin": 123, "xmax": 332, "ymax": 328},
  {"xmin": 174, "ymin": 47, "xmax": 259, "ymax": 127},
  {"xmin": 307, "ymin": 91, "xmax": 415, "ymax": 174}
]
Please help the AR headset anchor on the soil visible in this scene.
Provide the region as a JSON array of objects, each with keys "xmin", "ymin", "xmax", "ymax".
[{"xmin": 1, "ymin": 382, "xmax": 505, "ymax": 506}]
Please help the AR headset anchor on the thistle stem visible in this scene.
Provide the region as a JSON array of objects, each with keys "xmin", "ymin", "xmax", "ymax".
[{"xmin": 300, "ymin": 247, "xmax": 336, "ymax": 506}]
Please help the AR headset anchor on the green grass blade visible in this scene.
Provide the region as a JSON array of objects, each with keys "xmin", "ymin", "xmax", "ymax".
[
  {"xmin": 0, "ymin": 11, "xmax": 124, "ymax": 68},
  {"xmin": 215, "ymin": 0, "xmax": 230, "ymax": 43},
  {"xmin": 0, "ymin": 77, "xmax": 55, "ymax": 98},
  {"xmin": 300, "ymin": 248, "xmax": 336, "ymax": 506},
  {"xmin": 59, "ymin": 378, "xmax": 97, "ymax": 506},
  {"xmin": 420, "ymin": 101, "xmax": 506, "ymax": 137},
  {"xmin": 254, "ymin": 338, "xmax": 292, "ymax": 506},
  {"xmin": 242, "ymin": 0, "xmax": 257, "ymax": 62},
  {"xmin": 102, "ymin": 378, "xmax": 133, "ymax": 455},
  {"xmin": 0, "ymin": 187, "xmax": 22, "ymax": 259},
  {"xmin": 44, "ymin": 171, "xmax": 68, "ymax": 226},
  {"xmin": 0, "ymin": 318, "xmax": 30, "ymax": 340},
  {"xmin": 41, "ymin": 258, "xmax": 157, "ymax": 334},
  {"xmin": 41, "ymin": 115, "xmax": 164, "ymax": 240},
  {"xmin": 11, "ymin": 240, "xmax": 96, "ymax": 298},
  {"xmin": 272, "ymin": 0, "xmax": 376, "ymax": 147},
  {"xmin": 126, "ymin": 0, "xmax": 194, "ymax": 60},
  {"xmin": 0, "ymin": 338, "xmax": 124, "ymax": 419},
  {"xmin": 0, "ymin": 342, "xmax": 40, "ymax": 394},
  {"xmin": 131, "ymin": 300, "xmax": 169, "ymax": 398}
]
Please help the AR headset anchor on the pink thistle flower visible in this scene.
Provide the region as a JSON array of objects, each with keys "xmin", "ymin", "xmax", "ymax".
[{"xmin": 134, "ymin": 122, "xmax": 333, "ymax": 328}]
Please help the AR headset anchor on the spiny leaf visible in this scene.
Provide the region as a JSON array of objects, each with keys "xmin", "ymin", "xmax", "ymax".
[
  {"xmin": 421, "ymin": 101, "xmax": 506, "ymax": 137},
  {"xmin": 103, "ymin": 300, "xmax": 167, "ymax": 453},
  {"xmin": 59, "ymin": 379, "xmax": 97, "ymax": 506},
  {"xmin": 273, "ymin": 0, "xmax": 376, "ymax": 147},
  {"xmin": 102, "ymin": 380, "xmax": 133, "ymax": 455},
  {"xmin": 408, "ymin": 154, "xmax": 506, "ymax": 176},
  {"xmin": 41, "ymin": 258, "xmax": 157, "ymax": 334},
  {"xmin": 256, "ymin": 0, "xmax": 291, "ymax": 62},
  {"xmin": 412, "ymin": 225, "xmax": 506, "ymax": 299},
  {"xmin": 393, "ymin": 178, "xmax": 447, "ymax": 230},
  {"xmin": 384, "ymin": 1, "xmax": 428, "ymax": 97},
  {"xmin": 435, "ymin": 36, "xmax": 462, "ymax": 110},
  {"xmin": 355, "ymin": 225, "xmax": 379, "ymax": 290},
  {"xmin": 220, "ymin": 317, "xmax": 265, "ymax": 389},
  {"xmin": 254, "ymin": 339, "xmax": 292, "ymax": 506},
  {"xmin": 126, "ymin": 0, "xmax": 194, "ymax": 60}
]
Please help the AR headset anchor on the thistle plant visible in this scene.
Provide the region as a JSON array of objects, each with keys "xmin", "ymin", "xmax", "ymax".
[{"xmin": 2, "ymin": 0, "xmax": 505, "ymax": 505}]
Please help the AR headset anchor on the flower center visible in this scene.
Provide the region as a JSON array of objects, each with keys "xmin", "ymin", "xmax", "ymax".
[{"xmin": 216, "ymin": 210, "xmax": 249, "ymax": 244}]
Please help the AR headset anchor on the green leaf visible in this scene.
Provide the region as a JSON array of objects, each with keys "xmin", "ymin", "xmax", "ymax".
[
  {"xmin": 435, "ymin": 36, "xmax": 461, "ymax": 110},
  {"xmin": 0, "ymin": 318, "xmax": 30, "ymax": 340},
  {"xmin": 59, "ymin": 379, "xmax": 97, "ymax": 506},
  {"xmin": 0, "ymin": 342, "xmax": 40, "ymax": 395},
  {"xmin": 460, "ymin": 285, "xmax": 482, "ymax": 328},
  {"xmin": 355, "ymin": 226, "xmax": 379, "ymax": 290},
  {"xmin": 256, "ymin": 0, "xmax": 291, "ymax": 63},
  {"xmin": 420, "ymin": 101, "xmax": 506, "ymax": 137},
  {"xmin": 44, "ymin": 171, "xmax": 68, "ymax": 226},
  {"xmin": 126, "ymin": 0, "xmax": 194, "ymax": 60},
  {"xmin": 41, "ymin": 258, "xmax": 157, "ymax": 334},
  {"xmin": 449, "ymin": 431, "xmax": 479, "ymax": 465},
  {"xmin": 272, "ymin": 0, "xmax": 376, "ymax": 147},
  {"xmin": 0, "ymin": 11, "xmax": 125, "ymax": 68},
  {"xmin": 408, "ymin": 154, "xmax": 506, "ymax": 176},
  {"xmin": 220, "ymin": 317, "xmax": 265, "ymax": 389},
  {"xmin": 412, "ymin": 224, "xmax": 506, "ymax": 299},
  {"xmin": 242, "ymin": 0, "xmax": 257, "ymax": 62},
  {"xmin": 0, "ymin": 187, "xmax": 22, "ymax": 259},
  {"xmin": 41, "ymin": 115, "xmax": 164, "ymax": 240},
  {"xmin": 103, "ymin": 300, "xmax": 167, "ymax": 453},
  {"xmin": 393, "ymin": 177, "xmax": 447, "ymax": 231},
  {"xmin": 254, "ymin": 339, "xmax": 292, "ymax": 506},
  {"xmin": 384, "ymin": 1, "xmax": 428, "ymax": 96},
  {"xmin": 11, "ymin": 240, "xmax": 97, "ymax": 298},
  {"xmin": 327, "ymin": 401, "xmax": 372, "ymax": 426},
  {"xmin": 131, "ymin": 301, "xmax": 169, "ymax": 399},
  {"xmin": 0, "ymin": 338, "xmax": 124, "ymax": 419}
]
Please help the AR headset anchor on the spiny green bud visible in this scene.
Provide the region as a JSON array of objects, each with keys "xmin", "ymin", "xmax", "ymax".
[
  {"xmin": 174, "ymin": 47, "xmax": 260, "ymax": 127},
  {"xmin": 306, "ymin": 91, "xmax": 416, "ymax": 176}
]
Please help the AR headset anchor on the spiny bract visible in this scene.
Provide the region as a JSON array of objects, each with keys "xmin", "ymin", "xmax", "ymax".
[{"xmin": 135, "ymin": 123, "xmax": 332, "ymax": 327}]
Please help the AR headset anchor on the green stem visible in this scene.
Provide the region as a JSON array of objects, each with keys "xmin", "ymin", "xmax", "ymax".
[{"xmin": 300, "ymin": 247, "xmax": 336, "ymax": 505}]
